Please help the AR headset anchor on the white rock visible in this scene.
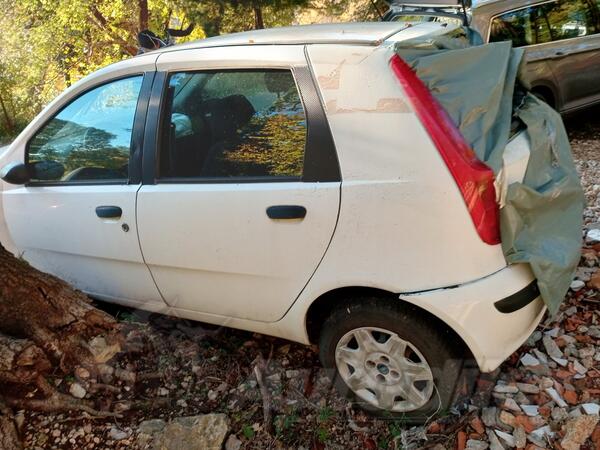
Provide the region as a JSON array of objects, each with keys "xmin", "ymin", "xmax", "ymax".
[
  {"xmin": 516, "ymin": 382, "xmax": 540, "ymax": 394},
  {"xmin": 521, "ymin": 405, "xmax": 539, "ymax": 417},
  {"xmin": 494, "ymin": 384, "xmax": 519, "ymax": 394},
  {"xmin": 158, "ymin": 387, "xmax": 169, "ymax": 396},
  {"xmin": 482, "ymin": 407, "xmax": 498, "ymax": 427},
  {"xmin": 225, "ymin": 434, "xmax": 242, "ymax": 450},
  {"xmin": 574, "ymin": 360, "xmax": 587, "ymax": 375},
  {"xmin": 69, "ymin": 383, "xmax": 86, "ymax": 399},
  {"xmin": 494, "ymin": 430, "xmax": 515, "ymax": 447},
  {"xmin": 533, "ymin": 349, "xmax": 549, "ymax": 364},
  {"xmin": 570, "ymin": 280, "xmax": 585, "ymax": 291},
  {"xmin": 543, "ymin": 335, "xmax": 563, "ymax": 359},
  {"xmin": 517, "ymin": 383, "xmax": 540, "ymax": 394},
  {"xmin": 565, "ymin": 305, "xmax": 579, "ymax": 315},
  {"xmin": 580, "ymin": 347, "xmax": 595, "ymax": 358},
  {"xmin": 530, "ymin": 425, "xmax": 555, "ymax": 443},
  {"xmin": 513, "ymin": 427, "xmax": 527, "ymax": 448},
  {"xmin": 520, "ymin": 353, "xmax": 540, "ymax": 366},
  {"xmin": 544, "ymin": 327, "xmax": 560, "ymax": 337},
  {"xmin": 285, "ymin": 369, "xmax": 300, "ymax": 379},
  {"xmin": 582, "ymin": 403, "xmax": 600, "ymax": 415},
  {"xmin": 503, "ymin": 398, "xmax": 521, "ymax": 412},
  {"xmin": 466, "ymin": 439, "xmax": 488, "ymax": 450},
  {"xmin": 546, "ymin": 387, "xmax": 568, "ymax": 408},
  {"xmin": 109, "ymin": 428, "xmax": 128, "ymax": 441},
  {"xmin": 551, "ymin": 356, "xmax": 569, "ymax": 367},
  {"xmin": 587, "ymin": 228, "xmax": 600, "ymax": 243},
  {"xmin": 486, "ymin": 429, "xmax": 504, "ymax": 450}
]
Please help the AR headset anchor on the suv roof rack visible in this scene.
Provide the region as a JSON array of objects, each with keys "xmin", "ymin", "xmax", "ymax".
[{"xmin": 382, "ymin": 0, "xmax": 471, "ymax": 25}]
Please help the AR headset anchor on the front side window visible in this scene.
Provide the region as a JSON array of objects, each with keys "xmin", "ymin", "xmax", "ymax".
[
  {"xmin": 28, "ymin": 76, "xmax": 143, "ymax": 182},
  {"xmin": 490, "ymin": 0, "xmax": 600, "ymax": 46},
  {"xmin": 159, "ymin": 69, "xmax": 306, "ymax": 180}
]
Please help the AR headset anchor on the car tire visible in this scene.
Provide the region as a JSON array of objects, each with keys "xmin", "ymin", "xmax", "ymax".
[{"xmin": 319, "ymin": 297, "xmax": 468, "ymax": 423}]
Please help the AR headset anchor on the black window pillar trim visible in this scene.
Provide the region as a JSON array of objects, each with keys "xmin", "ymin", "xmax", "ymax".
[
  {"xmin": 129, "ymin": 71, "xmax": 156, "ymax": 185},
  {"xmin": 293, "ymin": 66, "xmax": 341, "ymax": 183},
  {"xmin": 142, "ymin": 71, "xmax": 168, "ymax": 185},
  {"xmin": 142, "ymin": 66, "xmax": 340, "ymax": 185}
]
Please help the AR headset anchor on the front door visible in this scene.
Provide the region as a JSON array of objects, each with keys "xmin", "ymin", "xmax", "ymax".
[
  {"xmin": 137, "ymin": 47, "xmax": 341, "ymax": 322},
  {"xmin": 536, "ymin": 0, "xmax": 600, "ymax": 110},
  {"xmin": 2, "ymin": 75, "xmax": 165, "ymax": 305}
]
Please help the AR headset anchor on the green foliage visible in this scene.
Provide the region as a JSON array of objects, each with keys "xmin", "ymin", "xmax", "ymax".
[
  {"xmin": 317, "ymin": 405, "xmax": 335, "ymax": 423},
  {"xmin": 274, "ymin": 411, "xmax": 299, "ymax": 437},
  {"xmin": 242, "ymin": 423, "xmax": 255, "ymax": 439},
  {"xmin": 316, "ymin": 426, "xmax": 329, "ymax": 442},
  {"xmin": 0, "ymin": 0, "xmax": 384, "ymax": 141}
]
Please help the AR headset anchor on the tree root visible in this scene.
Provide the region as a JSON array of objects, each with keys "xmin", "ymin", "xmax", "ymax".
[
  {"xmin": 0, "ymin": 399, "xmax": 22, "ymax": 450},
  {"xmin": 253, "ymin": 353, "xmax": 273, "ymax": 434},
  {"xmin": 2, "ymin": 377, "xmax": 122, "ymax": 418}
]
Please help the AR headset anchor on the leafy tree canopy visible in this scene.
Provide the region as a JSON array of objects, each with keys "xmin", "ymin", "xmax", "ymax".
[{"xmin": 0, "ymin": 0, "xmax": 384, "ymax": 142}]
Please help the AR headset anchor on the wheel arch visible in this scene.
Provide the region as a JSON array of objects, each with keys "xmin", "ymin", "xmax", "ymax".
[
  {"xmin": 530, "ymin": 82, "xmax": 559, "ymax": 110},
  {"xmin": 304, "ymin": 286, "xmax": 473, "ymax": 358}
]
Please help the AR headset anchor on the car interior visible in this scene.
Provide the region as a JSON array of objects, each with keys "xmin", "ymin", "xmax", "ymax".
[{"xmin": 158, "ymin": 70, "xmax": 305, "ymax": 179}]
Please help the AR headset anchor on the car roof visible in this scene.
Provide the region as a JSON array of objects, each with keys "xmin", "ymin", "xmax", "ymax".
[{"xmin": 158, "ymin": 22, "xmax": 410, "ymax": 54}]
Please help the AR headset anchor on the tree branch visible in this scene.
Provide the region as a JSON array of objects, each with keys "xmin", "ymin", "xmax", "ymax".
[{"xmin": 90, "ymin": 6, "xmax": 137, "ymax": 56}]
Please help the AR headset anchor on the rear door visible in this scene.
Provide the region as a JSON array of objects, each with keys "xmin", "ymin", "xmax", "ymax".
[
  {"xmin": 538, "ymin": 0, "xmax": 600, "ymax": 110},
  {"xmin": 136, "ymin": 45, "xmax": 341, "ymax": 322}
]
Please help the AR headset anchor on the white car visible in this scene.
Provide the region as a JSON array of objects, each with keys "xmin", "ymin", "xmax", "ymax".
[{"xmin": 0, "ymin": 22, "xmax": 545, "ymax": 421}]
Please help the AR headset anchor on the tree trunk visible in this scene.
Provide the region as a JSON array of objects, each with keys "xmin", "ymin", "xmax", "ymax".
[
  {"xmin": 138, "ymin": 0, "xmax": 149, "ymax": 31},
  {"xmin": 0, "ymin": 243, "xmax": 122, "ymax": 448},
  {"xmin": 252, "ymin": 0, "xmax": 265, "ymax": 29},
  {"xmin": 0, "ymin": 91, "xmax": 14, "ymax": 134}
]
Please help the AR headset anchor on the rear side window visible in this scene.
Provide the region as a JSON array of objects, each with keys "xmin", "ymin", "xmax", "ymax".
[
  {"xmin": 490, "ymin": 0, "xmax": 600, "ymax": 46},
  {"xmin": 159, "ymin": 69, "xmax": 306, "ymax": 180},
  {"xmin": 28, "ymin": 76, "xmax": 143, "ymax": 183}
]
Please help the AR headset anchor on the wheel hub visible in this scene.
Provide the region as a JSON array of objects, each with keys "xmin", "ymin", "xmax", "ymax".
[{"xmin": 335, "ymin": 327, "xmax": 435, "ymax": 412}]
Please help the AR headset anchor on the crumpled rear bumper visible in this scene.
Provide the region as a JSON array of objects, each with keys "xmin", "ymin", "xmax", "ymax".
[{"xmin": 399, "ymin": 263, "xmax": 546, "ymax": 372}]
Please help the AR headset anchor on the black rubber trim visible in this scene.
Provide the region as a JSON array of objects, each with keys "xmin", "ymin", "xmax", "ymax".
[
  {"xmin": 142, "ymin": 71, "xmax": 168, "ymax": 185},
  {"xmin": 293, "ymin": 66, "xmax": 341, "ymax": 183},
  {"xmin": 129, "ymin": 71, "xmax": 156, "ymax": 185},
  {"xmin": 494, "ymin": 280, "xmax": 540, "ymax": 314}
]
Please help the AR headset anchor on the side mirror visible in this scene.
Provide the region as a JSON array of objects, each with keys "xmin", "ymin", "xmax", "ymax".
[
  {"xmin": 29, "ymin": 160, "xmax": 65, "ymax": 181},
  {"xmin": 0, "ymin": 162, "xmax": 30, "ymax": 185}
]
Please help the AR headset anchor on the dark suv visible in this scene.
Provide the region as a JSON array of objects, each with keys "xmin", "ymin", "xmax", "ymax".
[{"xmin": 385, "ymin": 0, "xmax": 600, "ymax": 113}]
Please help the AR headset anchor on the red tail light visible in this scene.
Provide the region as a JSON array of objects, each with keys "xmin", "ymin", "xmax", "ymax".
[{"xmin": 390, "ymin": 54, "xmax": 501, "ymax": 245}]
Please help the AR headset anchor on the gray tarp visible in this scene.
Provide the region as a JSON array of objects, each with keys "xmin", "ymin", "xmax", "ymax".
[{"xmin": 395, "ymin": 28, "xmax": 584, "ymax": 315}]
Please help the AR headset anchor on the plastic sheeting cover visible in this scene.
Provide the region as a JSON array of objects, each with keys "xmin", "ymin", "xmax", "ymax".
[{"xmin": 395, "ymin": 28, "xmax": 584, "ymax": 315}]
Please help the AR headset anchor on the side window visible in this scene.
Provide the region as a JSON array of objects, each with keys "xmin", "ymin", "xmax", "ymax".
[
  {"xmin": 490, "ymin": 0, "xmax": 600, "ymax": 47},
  {"xmin": 159, "ymin": 70, "xmax": 306, "ymax": 180},
  {"xmin": 28, "ymin": 76, "xmax": 143, "ymax": 183},
  {"xmin": 542, "ymin": 0, "xmax": 598, "ymax": 40},
  {"xmin": 489, "ymin": 6, "xmax": 551, "ymax": 46}
]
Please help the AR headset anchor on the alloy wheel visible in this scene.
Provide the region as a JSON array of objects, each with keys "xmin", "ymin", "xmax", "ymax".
[{"xmin": 335, "ymin": 327, "xmax": 434, "ymax": 412}]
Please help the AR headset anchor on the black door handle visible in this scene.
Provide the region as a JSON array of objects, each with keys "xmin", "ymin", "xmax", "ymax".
[
  {"xmin": 266, "ymin": 205, "xmax": 307, "ymax": 220},
  {"xmin": 96, "ymin": 206, "xmax": 123, "ymax": 219}
]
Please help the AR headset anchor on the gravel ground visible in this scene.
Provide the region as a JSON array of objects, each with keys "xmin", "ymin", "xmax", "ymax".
[
  {"xmin": 566, "ymin": 108, "xmax": 600, "ymax": 231},
  {"xmin": 15, "ymin": 110, "xmax": 600, "ymax": 450}
]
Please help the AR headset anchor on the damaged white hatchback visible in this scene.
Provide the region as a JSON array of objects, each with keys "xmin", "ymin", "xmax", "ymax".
[{"xmin": 0, "ymin": 22, "xmax": 548, "ymax": 421}]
